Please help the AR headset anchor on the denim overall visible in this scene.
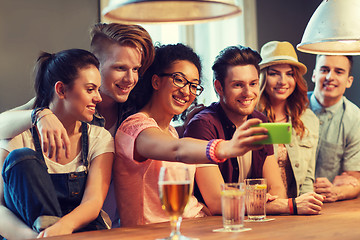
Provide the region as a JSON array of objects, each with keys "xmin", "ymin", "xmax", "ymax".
[{"xmin": 2, "ymin": 122, "xmax": 107, "ymax": 233}]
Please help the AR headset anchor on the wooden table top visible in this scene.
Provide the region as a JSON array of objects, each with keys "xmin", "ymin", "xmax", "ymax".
[{"xmin": 43, "ymin": 197, "xmax": 360, "ymax": 240}]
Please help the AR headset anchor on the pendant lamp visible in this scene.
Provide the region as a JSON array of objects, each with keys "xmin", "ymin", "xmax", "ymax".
[
  {"xmin": 297, "ymin": 0, "xmax": 360, "ymax": 55},
  {"xmin": 102, "ymin": 0, "xmax": 242, "ymax": 24}
]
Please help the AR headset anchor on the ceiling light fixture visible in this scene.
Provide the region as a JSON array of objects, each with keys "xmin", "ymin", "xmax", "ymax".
[
  {"xmin": 297, "ymin": 0, "xmax": 360, "ymax": 55},
  {"xmin": 102, "ymin": 0, "xmax": 242, "ymax": 24}
]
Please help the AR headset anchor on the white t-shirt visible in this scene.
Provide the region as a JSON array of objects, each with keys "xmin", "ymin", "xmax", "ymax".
[{"xmin": 0, "ymin": 124, "xmax": 114, "ymax": 173}]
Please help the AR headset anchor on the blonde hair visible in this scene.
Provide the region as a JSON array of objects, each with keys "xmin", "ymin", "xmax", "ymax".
[{"xmin": 90, "ymin": 23, "xmax": 154, "ymax": 76}]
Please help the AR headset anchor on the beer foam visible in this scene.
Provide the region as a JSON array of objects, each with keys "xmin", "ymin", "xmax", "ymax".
[{"xmin": 159, "ymin": 180, "xmax": 191, "ymax": 185}]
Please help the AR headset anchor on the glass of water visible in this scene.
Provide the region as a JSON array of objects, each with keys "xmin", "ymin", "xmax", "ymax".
[
  {"xmin": 221, "ymin": 182, "xmax": 246, "ymax": 231},
  {"xmin": 245, "ymin": 178, "xmax": 267, "ymax": 221}
]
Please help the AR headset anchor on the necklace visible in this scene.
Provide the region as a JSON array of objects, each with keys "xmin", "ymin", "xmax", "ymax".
[{"xmin": 275, "ymin": 115, "xmax": 288, "ymax": 122}]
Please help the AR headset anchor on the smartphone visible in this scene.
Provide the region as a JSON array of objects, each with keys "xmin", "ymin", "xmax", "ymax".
[{"xmin": 252, "ymin": 123, "xmax": 292, "ymax": 145}]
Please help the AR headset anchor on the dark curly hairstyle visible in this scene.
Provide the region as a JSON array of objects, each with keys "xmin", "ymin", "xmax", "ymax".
[{"xmin": 131, "ymin": 43, "xmax": 202, "ymax": 120}]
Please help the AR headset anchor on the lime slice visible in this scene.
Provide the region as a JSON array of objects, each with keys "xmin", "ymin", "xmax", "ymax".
[{"xmin": 255, "ymin": 184, "xmax": 267, "ymax": 190}]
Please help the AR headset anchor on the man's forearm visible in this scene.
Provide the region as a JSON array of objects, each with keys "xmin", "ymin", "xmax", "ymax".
[
  {"xmin": 0, "ymin": 110, "xmax": 32, "ymax": 139},
  {"xmin": 266, "ymin": 198, "xmax": 289, "ymax": 215},
  {"xmin": 0, "ymin": 98, "xmax": 34, "ymax": 139},
  {"xmin": 333, "ymin": 184, "xmax": 360, "ymax": 201},
  {"xmin": 332, "ymin": 172, "xmax": 360, "ymax": 201}
]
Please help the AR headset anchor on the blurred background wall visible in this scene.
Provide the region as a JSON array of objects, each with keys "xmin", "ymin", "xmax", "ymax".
[
  {"xmin": 0, "ymin": 0, "xmax": 359, "ymax": 112},
  {"xmin": 0, "ymin": 0, "xmax": 98, "ymax": 112}
]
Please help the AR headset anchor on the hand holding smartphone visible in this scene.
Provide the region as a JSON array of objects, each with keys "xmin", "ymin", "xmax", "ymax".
[{"xmin": 252, "ymin": 123, "xmax": 292, "ymax": 145}]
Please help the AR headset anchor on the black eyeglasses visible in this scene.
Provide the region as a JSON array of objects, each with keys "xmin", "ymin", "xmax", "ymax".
[{"xmin": 158, "ymin": 73, "xmax": 204, "ymax": 96}]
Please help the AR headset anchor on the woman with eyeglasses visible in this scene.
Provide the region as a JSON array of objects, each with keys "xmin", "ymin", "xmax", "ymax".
[{"xmin": 113, "ymin": 43, "xmax": 270, "ymax": 226}]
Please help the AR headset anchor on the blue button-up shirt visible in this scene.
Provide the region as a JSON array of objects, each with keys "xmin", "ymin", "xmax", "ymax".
[{"xmin": 308, "ymin": 92, "xmax": 360, "ymax": 182}]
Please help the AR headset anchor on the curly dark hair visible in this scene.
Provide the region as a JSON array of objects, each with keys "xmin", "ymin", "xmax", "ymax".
[{"xmin": 130, "ymin": 43, "xmax": 202, "ymax": 120}]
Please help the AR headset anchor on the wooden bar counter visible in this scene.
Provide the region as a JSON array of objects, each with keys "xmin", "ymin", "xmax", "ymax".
[{"xmin": 44, "ymin": 198, "xmax": 360, "ymax": 240}]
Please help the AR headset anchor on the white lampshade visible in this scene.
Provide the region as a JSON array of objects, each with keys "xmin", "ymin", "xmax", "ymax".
[
  {"xmin": 102, "ymin": 0, "xmax": 242, "ymax": 24},
  {"xmin": 297, "ymin": 0, "xmax": 360, "ymax": 55}
]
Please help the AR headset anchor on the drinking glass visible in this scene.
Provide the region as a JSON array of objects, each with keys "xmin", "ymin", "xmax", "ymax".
[
  {"xmin": 245, "ymin": 178, "xmax": 267, "ymax": 221},
  {"xmin": 158, "ymin": 166, "xmax": 194, "ymax": 240},
  {"xmin": 221, "ymin": 183, "xmax": 246, "ymax": 231}
]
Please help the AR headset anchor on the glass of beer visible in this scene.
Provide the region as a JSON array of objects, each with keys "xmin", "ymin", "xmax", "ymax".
[{"xmin": 158, "ymin": 166, "xmax": 192, "ymax": 240}]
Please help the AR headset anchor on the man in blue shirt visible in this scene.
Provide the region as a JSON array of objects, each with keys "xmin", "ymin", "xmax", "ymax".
[{"xmin": 308, "ymin": 55, "xmax": 360, "ymax": 202}]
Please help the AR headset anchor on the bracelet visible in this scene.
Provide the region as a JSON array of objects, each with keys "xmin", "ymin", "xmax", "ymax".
[
  {"xmin": 292, "ymin": 198, "xmax": 298, "ymax": 215},
  {"xmin": 35, "ymin": 112, "xmax": 53, "ymax": 125},
  {"xmin": 31, "ymin": 107, "xmax": 47, "ymax": 126},
  {"xmin": 206, "ymin": 139, "xmax": 226, "ymax": 163},
  {"xmin": 288, "ymin": 198, "xmax": 294, "ymax": 215}
]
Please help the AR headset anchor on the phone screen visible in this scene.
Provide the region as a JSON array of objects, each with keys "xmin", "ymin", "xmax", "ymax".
[{"xmin": 252, "ymin": 123, "xmax": 292, "ymax": 145}]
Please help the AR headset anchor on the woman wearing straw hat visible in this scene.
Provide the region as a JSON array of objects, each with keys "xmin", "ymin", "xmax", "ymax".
[{"xmin": 258, "ymin": 41, "xmax": 323, "ymax": 213}]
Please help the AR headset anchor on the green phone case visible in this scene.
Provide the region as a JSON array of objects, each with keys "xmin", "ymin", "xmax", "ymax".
[{"xmin": 253, "ymin": 123, "xmax": 292, "ymax": 145}]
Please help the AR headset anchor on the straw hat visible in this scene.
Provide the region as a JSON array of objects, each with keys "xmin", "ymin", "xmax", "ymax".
[{"xmin": 259, "ymin": 41, "xmax": 307, "ymax": 75}]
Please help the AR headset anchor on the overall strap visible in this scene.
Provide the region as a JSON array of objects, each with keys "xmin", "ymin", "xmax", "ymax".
[
  {"xmin": 31, "ymin": 123, "xmax": 89, "ymax": 169},
  {"xmin": 81, "ymin": 122, "xmax": 89, "ymax": 169},
  {"xmin": 31, "ymin": 127, "xmax": 46, "ymax": 163}
]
